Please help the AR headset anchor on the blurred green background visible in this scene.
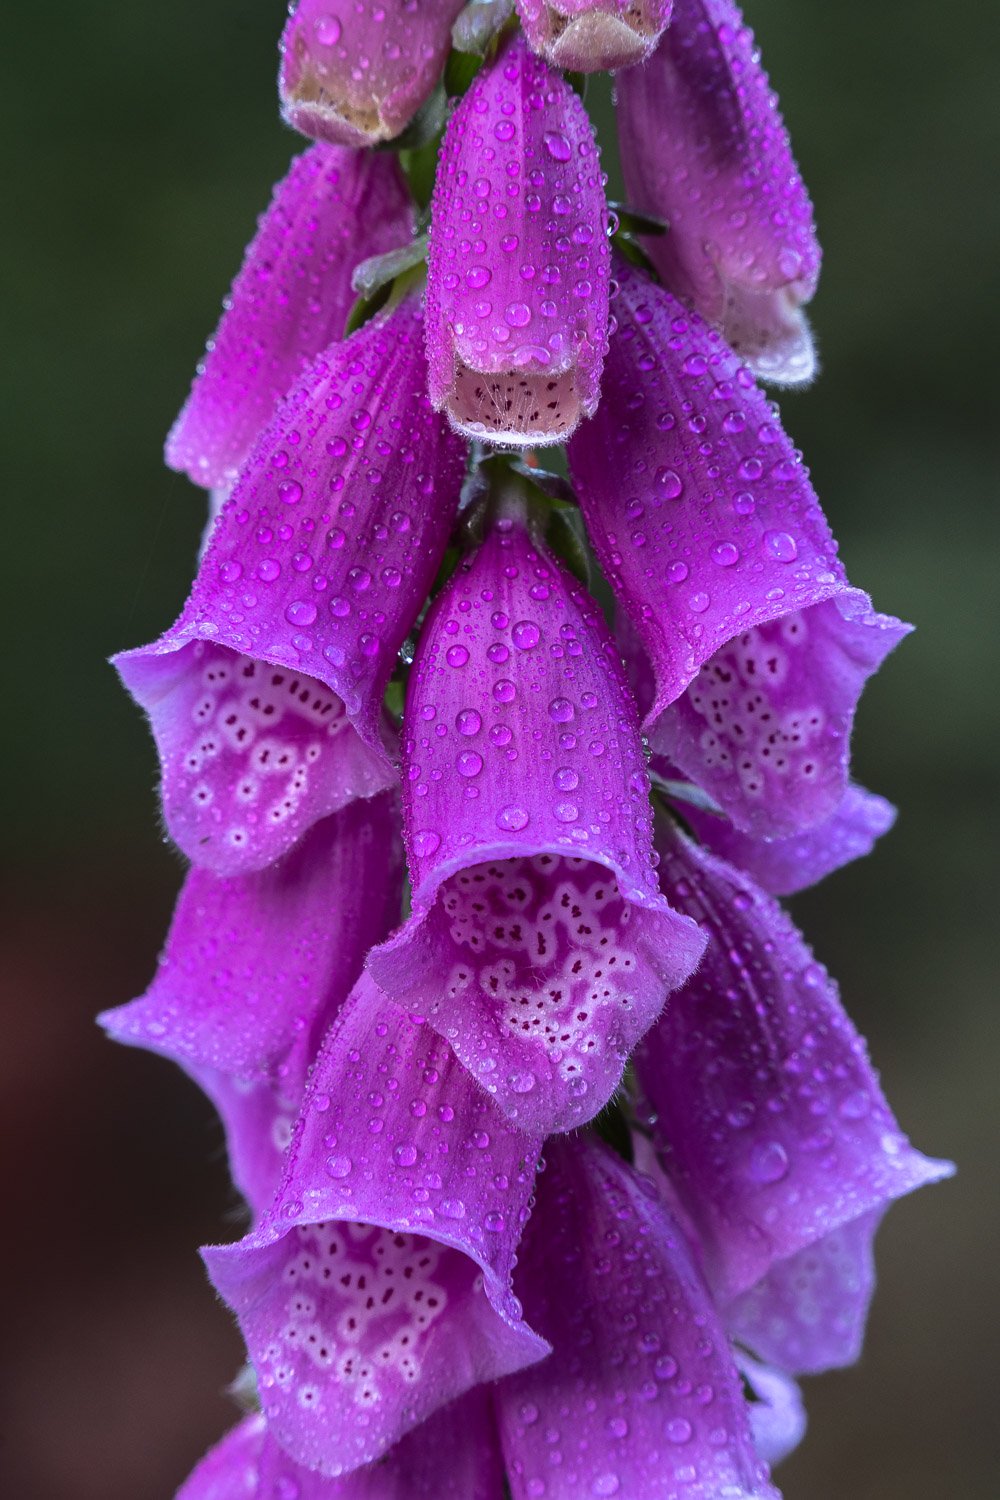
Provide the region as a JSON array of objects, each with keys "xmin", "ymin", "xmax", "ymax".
[{"xmin": 1, "ymin": 2, "xmax": 996, "ymax": 1495}]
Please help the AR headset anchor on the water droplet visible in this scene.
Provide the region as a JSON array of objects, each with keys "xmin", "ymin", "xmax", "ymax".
[
  {"xmin": 497, "ymin": 805, "xmax": 529, "ymax": 831},
  {"xmin": 764, "ymin": 530, "xmax": 799, "ymax": 563},
  {"xmin": 747, "ymin": 1139, "xmax": 790, "ymax": 1183},
  {"xmin": 544, "ymin": 130, "xmax": 572, "ymax": 162},
  {"xmin": 412, "ymin": 830, "xmax": 441, "ymax": 858},
  {"xmin": 711, "ymin": 541, "xmax": 740, "ymax": 567},
  {"xmin": 446, "ymin": 644, "xmax": 469, "ymax": 667},
  {"xmin": 512, "ymin": 619, "xmax": 540, "ymax": 650},
  {"xmin": 656, "ymin": 468, "xmax": 684, "ymax": 499},
  {"xmin": 548, "ymin": 697, "xmax": 574, "ymax": 723},
  {"xmin": 324, "ymin": 1155, "xmax": 352, "ymax": 1179},
  {"xmin": 456, "ymin": 709, "xmax": 482, "ymax": 737},
  {"xmin": 457, "ymin": 751, "xmax": 483, "ymax": 778}
]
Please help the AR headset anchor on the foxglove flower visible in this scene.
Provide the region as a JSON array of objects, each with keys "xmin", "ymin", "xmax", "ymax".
[
  {"xmin": 167, "ymin": 144, "xmax": 414, "ymax": 489},
  {"xmin": 279, "ymin": 0, "xmax": 466, "ymax": 147},
  {"xmin": 366, "ymin": 497, "xmax": 705, "ymax": 1133},
  {"xmin": 178, "ymin": 1391, "xmax": 504, "ymax": 1498},
  {"xmin": 99, "ymin": 795, "xmax": 402, "ymax": 1215},
  {"xmin": 570, "ymin": 261, "xmax": 909, "ymax": 838},
  {"xmin": 204, "ymin": 974, "xmax": 548, "ymax": 1475},
  {"xmin": 516, "ymin": 0, "xmax": 672, "ymax": 73},
  {"xmin": 634, "ymin": 814, "xmax": 953, "ymax": 1370},
  {"xmin": 425, "ymin": 34, "xmax": 611, "ymax": 445},
  {"xmin": 495, "ymin": 1134, "xmax": 780, "ymax": 1500},
  {"xmin": 117, "ymin": 294, "xmax": 466, "ymax": 875},
  {"xmin": 617, "ymin": 0, "xmax": 821, "ymax": 384}
]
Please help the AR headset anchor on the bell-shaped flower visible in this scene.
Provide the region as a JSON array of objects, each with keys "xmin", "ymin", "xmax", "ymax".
[
  {"xmin": 495, "ymin": 1134, "xmax": 780, "ymax": 1500},
  {"xmin": 279, "ymin": 0, "xmax": 465, "ymax": 148},
  {"xmin": 569, "ymin": 262, "xmax": 910, "ymax": 839},
  {"xmin": 116, "ymin": 294, "xmax": 467, "ymax": 876},
  {"xmin": 516, "ymin": 0, "xmax": 672, "ymax": 73},
  {"xmin": 365, "ymin": 496, "xmax": 705, "ymax": 1135},
  {"xmin": 633, "ymin": 814, "xmax": 953, "ymax": 1371},
  {"xmin": 425, "ymin": 34, "xmax": 611, "ymax": 446},
  {"xmin": 167, "ymin": 144, "xmax": 414, "ymax": 490},
  {"xmin": 616, "ymin": 0, "xmax": 821, "ymax": 384},
  {"xmin": 178, "ymin": 1389, "xmax": 505, "ymax": 1498},
  {"xmin": 204, "ymin": 973, "xmax": 548, "ymax": 1477},
  {"xmin": 100, "ymin": 795, "xmax": 402, "ymax": 1216}
]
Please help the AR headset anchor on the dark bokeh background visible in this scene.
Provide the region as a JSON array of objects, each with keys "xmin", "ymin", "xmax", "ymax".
[{"xmin": 2, "ymin": 2, "xmax": 997, "ymax": 1495}]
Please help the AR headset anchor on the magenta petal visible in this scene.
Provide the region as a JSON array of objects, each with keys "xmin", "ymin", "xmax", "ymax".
[
  {"xmin": 569, "ymin": 263, "xmax": 910, "ymax": 838},
  {"xmin": 279, "ymin": 0, "xmax": 465, "ymax": 147},
  {"xmin": 736, "ymin": 1352, "xmax": 807, "ymax": 1469},
  {"xmin": 728, "ymin": 1210, "xmax": 881, "ymax": 1376},
  {"xmin": 496, "ymin": 1136, "xmax": 779, "ymax": 1500},
  {"xmin": 516, "ymin": 0, "xmax": 672, "ymax": 72},
  {"xmin": 426, "ymin": 34, "xmax": 610, "ymax": 445},
  {"xmin": 634, "ymin": 820, "xmax": 954, "ymax": 1307},
  {"xmin": 179, "ymin": 1390, "xmax": 504, "ymax": 1498},
  {"xmin": 616, "ymin": 0, "xmax": 821, "ymax": 384},
  {"xmin": 686, "ymin": 782, "xmax": 896, "ymax": 897},
  {"xmin": 655, "ymin": 592, "xmax": 910, "ymax": 838},
  {"xmin": 99, "ymin": 796, "xmax": 403, "ymax": 1213},
  {"xmin": 366, "ymin": 513, "xmax": 705, "ymax": 1133},
  {"xmin": 166, "ymin": 144, "xmax": 413, "ymax": 489},
  {"xmin": 118, "ymin": 300, "xmax": 468, "ymax": 873},
  {"xmin": 115, "ymin": 641, "xmax": 394, "ymax": 875},
  {"xmin": 203, "ymin": 974, "xmax": 547, "ymax": 1477}
]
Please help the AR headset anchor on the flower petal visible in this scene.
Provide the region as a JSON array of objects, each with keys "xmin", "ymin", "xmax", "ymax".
[
  {"xmin": 736, "ymin": 1352, "xmax": 807, "ymax": 1469},
  {"xmin": 118, "ymin": 296, "xmax": 468, "ymax": 873},
  {"xmin": 179, "ymin": 1390, "xmax": 505, "ymax": 1497},
  {"xmin": 634, "ymin": 818, "xmax": 954, "ymax": 1306},
  {"xmin": 279, "ymin": 0, "xmax": 465, "ymax": 147},
  {"xmin": 426, "ymin": 34, "xmax": 610, "ymax": 445},
  {"xmin": 366, "ymin": 510, "xmax": 705, "ymax": 1133},
  {"xmin": 166, "ymin": 144, "xmax": 413, "ymax": 489},
  {"xmin": 728, "ymin": 1210, "xmax": 881, "ymax": 1375},
  {"xmin": 496, "ymin": 1135, "xmax": 779, "ymax": 1500},
  {"xmin": 685, "ymin": 782, "xmax": 896, "ymax": 897},
  {"xmin": 569, "ymin": 262, "xmax": 910, "ymax": 838},
  {"xmin": 616, "ymin": 0, "xmax": 820, "ymax": 383},
  {"xmin": 99, "ymin": 795, "xmax": 403, "ymax": 1213},
  {"xmin": 204, "ymin": 974, "xmax": 547, "ymax": 1477},
  {"xmin": 115, "ymin": 641, "xmax": 394, "ymax": 875}
]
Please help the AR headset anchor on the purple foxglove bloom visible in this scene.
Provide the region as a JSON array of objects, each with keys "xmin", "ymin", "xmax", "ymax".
[
  {"xmin": 279, "ymin": 0, "xmax": 465, "ymax": 148},
  {"xmin": 616, "ymin": 0, "xmax": 821, "ymax": 384},
  {"xmin": 365, "ymin": 504, "xmax": 705, "ymax": 1134},
  {"xmin": 634, "ymin": 816, "xmax": 953, "ymax": 1368},
  {"xmin": 99, "ymin": 795, "xmax": 402, "ymax": 1215},
  {"xmin": 496, "ymin": 1134, "xmax": 779, "ymax": 1500},
  {"xmin": 736, "ymin": 1352, "xmax": 807, "ymax": 1469},
  {"xmin": 167, "ymin": 144, "xmax": 413, "ymax": 490},
  {"xmin": 178, "ymin": 1390, "xmax": 504, "ymax": 1498},
  {"xmin": 569, "ymin": 262, "xmax": 910, "ymax": 838},
  {"xmin": 685, "ymin": 781, "xmax": 897, "ymax": 897},
  {"xmin": 516, "ymin": 0, "xmax": 672, "ymax": 74},
  {"xmin": 425, "ymin": 34, "xmax": 611, "ymax": 446},
  {"xmin": 204, "ymin": 973, "xmax": 548, "ymax": 1477},
  {"xmin": 116, "ymin": 295, "xmax": 467, "ymax": 876}
]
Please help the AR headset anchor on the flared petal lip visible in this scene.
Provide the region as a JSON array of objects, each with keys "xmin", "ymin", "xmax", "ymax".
[
  {"xmin": 202, "ymin": 1210, "xmax": 550, "ymax": 1362},
  {"xmin": 112, "ymin": 618, "xmax": 398, "ymax": 770},
  {"xmin": 407, "ymin": 834, "xmax": 710, "ymax": 960},
  {"xmin": 644, "ymin": 583, "xmax": 912, "ymax": 739}
]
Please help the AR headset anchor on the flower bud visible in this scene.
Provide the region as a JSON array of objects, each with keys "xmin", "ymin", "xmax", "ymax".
[
  {"xmin": 279, "ymin": 0, "xmax": 465, "ymax": 147},
  {"xmin": 616, "ymin": 0, "xmax": 821, "ymax": 384},
  {"xmin": 426, "ymin": 34, "xmax": 611, "ymax": 445},
  {"xmin": 517, "ymin": 0, "xmax": 671, "ymax": 73}
]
